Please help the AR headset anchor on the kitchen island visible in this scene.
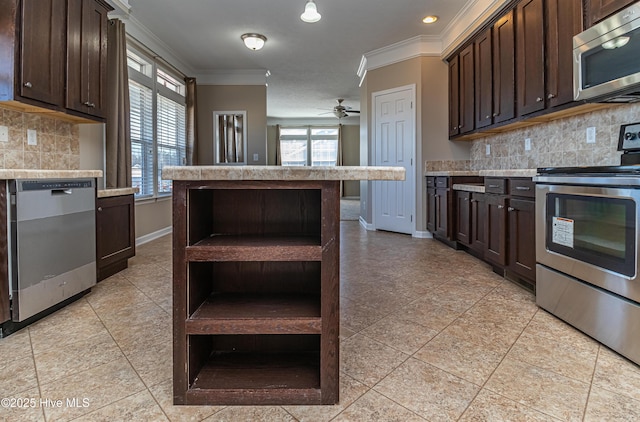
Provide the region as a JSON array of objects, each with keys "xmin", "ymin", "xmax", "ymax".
[{"xmin": 162, "ymin": 165, "xmax": 404, "ymax": 405}]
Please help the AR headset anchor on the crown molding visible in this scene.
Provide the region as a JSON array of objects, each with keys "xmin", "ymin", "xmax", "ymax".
[
  {"xmin": 440, "ymin": 0, "xmax": 510, "ymax": 58},
  {"xmin": 358, "ymin": 35, "xmax": 442, "ymax": 77},
  {"xmin": 105, "ymin": 0, "xmax": 130, "ymax": 15},
  {"xmin": 116, "ymin": 14, "xmax": 195, "ymax": 76},
  {"xmin": 196, "ymin": 69, "xmax": 270, "ymax": 86}
]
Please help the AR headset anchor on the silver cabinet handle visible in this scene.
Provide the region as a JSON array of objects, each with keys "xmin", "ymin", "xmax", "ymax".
[
  {"xmin": 464, "ymin": 197, "xmax": 469, "ymax": 201},
  {"xmin": 485, "ymin": 115, "xmax": 490, "ymax": 119},
  {"xmin": 548, "ymin": 93, "xmax": 556, "ymax": 99},
  {"xmin": 536, "ymin": 97, "xmax": 543, "ymax": 102},
  {"xmin": 459, "ymin": 125, "xmax": 463, "ymax": 129},
  {"xmin": 470, "ymin": 199, "xmax": 477, "ymax": 203},
  {"xmin": 493, "ymin": 113, "xmax": 498, "ymax": 117},
  {"xmin": 497, "ymin": 204, "xmax": 504, "ymax": 209},
  {"xmin": 24, "ymin": 82, "xmax": 32, "ymax": 88},
  {"xmin": 508, "ymin": 206, "xmax": 515, "ymax": 212},
  {"xmin": 488, "ymin": 184, "xmax": 500, "ymax": 188},
  {"xmin": 515, "ymin": 186, "xmax": 531, "ymax": 191},
  {"xmin": 97, "ymin": 206, "xmax": 103, "ymax": 212},
  {"xmin": 83, "ymin": 101, "xmax": 96, "ymax": 108}
]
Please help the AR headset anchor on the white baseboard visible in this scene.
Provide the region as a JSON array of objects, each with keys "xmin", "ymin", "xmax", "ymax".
[
  {"xmin": 413, "ymin": 230, "xmax": 433, "ymax": 239},
  {"xmin": 359, "ymin": 216, "xmax": 375, "ymax": 231},
  {"xmin": 136, "ymin": 226, "xmax": 172, "ymax": 246}
]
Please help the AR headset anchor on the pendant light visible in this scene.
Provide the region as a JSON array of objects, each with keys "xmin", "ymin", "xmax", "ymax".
[
  {"xmin": 241, "ymin": 33, "xmax": 267, "ymax": 50},
  {"xmin": 301, "ymin": 0, "xmax": 321, "ymax": 23}
]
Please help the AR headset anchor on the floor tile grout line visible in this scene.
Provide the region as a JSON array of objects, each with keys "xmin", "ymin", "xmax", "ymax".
[{"xmin": 26, "ymin": 326, "xmax": 47, "ymax": 422}]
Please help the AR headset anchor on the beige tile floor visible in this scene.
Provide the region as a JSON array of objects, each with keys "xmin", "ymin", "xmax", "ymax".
[{"xmin": 2, "ymin": 222, "xmax": 640, "ymax": 421}]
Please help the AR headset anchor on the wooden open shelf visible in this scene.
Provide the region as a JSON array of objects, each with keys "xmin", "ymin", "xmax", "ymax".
[
  {"xmin": 173, "ymin": 180, "xmax": 339, "ymax": 405},
  {"xmin": 187, "ymin": 293, "xmax": 322, "ymax": 334}
]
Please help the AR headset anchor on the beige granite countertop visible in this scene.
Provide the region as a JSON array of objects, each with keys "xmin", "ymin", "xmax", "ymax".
[
  {"xmin": 452, "ymin": 184, "xmax": 485, "ymax": 193},
  {"xmin": 479, "ymin": 169, "xmax": 538, "ymax": 177},
  {"xmin": 162, "ymin": 166, "xmax": 405, "ymax": 181},
  {"xmin": 426, "ymin": 169, "xmax": 538, "ymax": 178},
  {"xmin": 424, "ymin": 171, "xmax": 480, "ymax": 176},
  {"xmin": 0, "ymin": 169, "xmax": 102, "ymax": 179},
  {"xmin": 97, "ymin": 187, "xmax": 139, "ymax": 198}
]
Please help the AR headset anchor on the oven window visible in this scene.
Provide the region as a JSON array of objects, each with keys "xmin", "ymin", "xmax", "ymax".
[
  {"xmin": 546, "ymin": 194, "xmax": 636, "ymax": 276},
  {"xmin": 582, "ymin": 26, "xmax": 640, "ymax": 89}
]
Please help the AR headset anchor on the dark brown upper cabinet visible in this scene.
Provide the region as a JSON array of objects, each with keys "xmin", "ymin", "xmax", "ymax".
[
  {"xmin": 587, "ymin": 0, "xmax": 638, "ymax": 27},
  {"xmin": 0, "ymin": 0, "xmax": 67, "ymax": 107},
  {"xmin": 474, "ymin": 29, "xmax": 493, "ymax": 129},
  {"xmin": 66, "ymin": 0, "xmax": 110, "ymax": 119},
  {"xmin": 459, "ymin": 44, "xmax": 475, "ymax": 134},
  {"xmin": 516, "ymin": 0, "xmax": 546, "ymax": 116},
  {"xmin": 0, "ymin": 0, "xmax": 111, "ymax": 122},
  {"xmin": 448, "ymin": 55, "xmax": 460, "ymax": 138},
  {"xmin": 492, "ymin": 11, "xmax": 515, "ymax": 124},
  {"xmin": 546, "ymin": 0, "xmax": 583, "ymax": 108}
]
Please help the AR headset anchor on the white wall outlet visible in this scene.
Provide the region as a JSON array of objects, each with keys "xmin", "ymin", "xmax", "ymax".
[
  {"xmin": 524, "ymin": 138, "xmax": 531, "ymax": 151},
  {"xmin": 253, "ymin": 153, "xmax": 259, "ymax": 161},
  {"xmin": 0, "ymin": 125, "xmax": 8, "ymax": 142},
  {"xmin": 586, "ymin": 126, "xmax": 596, "ymax": 144},
  {"xmin": 27, "ymin": 129, "xmax": 37, "ymax": 145},
  {"xmin": 485, "ymin": 144, "xmax": 491, "ymax": 156}
]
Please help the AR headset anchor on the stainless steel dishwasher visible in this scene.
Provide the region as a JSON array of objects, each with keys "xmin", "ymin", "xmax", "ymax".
[{"xmin": 8, "ymin": 179, "xmax": 96, "ymax": 322}]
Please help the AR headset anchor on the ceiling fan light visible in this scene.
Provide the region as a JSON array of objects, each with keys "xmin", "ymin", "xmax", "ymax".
[
  {"xmin": 241, "ymin": 33, "xmax": 267, "ymax": 50},
  {"xmin": 301, "ymin": 0, "xmax": 321, "ymax": 23}
]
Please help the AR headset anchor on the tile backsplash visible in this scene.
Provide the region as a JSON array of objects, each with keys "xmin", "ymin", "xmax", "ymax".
[
  {"xmin": 0, "ymin": 106, "xmax": 80, "ymax": 170},
  {"xmin": 427, "ymin": 103, "xmax": 640, "ymax": 171}
]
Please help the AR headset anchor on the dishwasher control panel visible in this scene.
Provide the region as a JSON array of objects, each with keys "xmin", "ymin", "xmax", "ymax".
[{"xmin": 19, "ymin": 180, "xmax": 93, "ymax": 191}]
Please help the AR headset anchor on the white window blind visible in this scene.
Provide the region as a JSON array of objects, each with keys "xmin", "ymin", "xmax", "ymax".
[
  {"xmin": 127, "ymin": 42, "xmax": 186, "ymax": 199},
  {"xmin": 280, "ymin": 127, "xmax": 339, "ymax": 166}
]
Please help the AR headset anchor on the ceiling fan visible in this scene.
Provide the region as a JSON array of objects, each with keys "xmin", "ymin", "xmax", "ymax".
[{"xmin": 321, "ymin": 99, "xmax": 360, "ymax": 119}]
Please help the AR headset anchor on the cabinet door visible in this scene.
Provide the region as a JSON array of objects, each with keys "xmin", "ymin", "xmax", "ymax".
[
  {"xmin": 459, "ymin": 44, "xmax": 475, "ymax": 134},
  {"xmin": 516, "ymin": 0, "xmax": 546, "ymax": 116},
  {"xmin": 427, "ymin": 188, "xmax": 437, "ymax": 233},
  {"xmin": 475, "ymin": 29, "xmax": 493, "ymax": 129},
  {"xmin": 507, "ymin": 198, "xmax": 536, "ymax": 282},
  {"xmin": 456, "ymin": 191, "xmax": 471, "ymax": 246},
  {"xmin": 485, "ymin": 194, "xmax": 507, "ymax": 266},
  {"xmin": 435, "ymin": 187, "xmax": 449, "ymax": 239},
  {"xmin": 492, "ymin": 11, "xmax": 515, "ymax": 124},
  {"xmin": 470, "ymin": 192, "xmax": 487, "ymax": 254},
  {"xmin": 448, "ymin": 55, "xmax": 460, "ymax": 137},
  {"xmin": 547, "ymin": 0, "xmax": 583, "ymax": 108},
  {"xmin": 19, "ymin": 0, "xmax": 66, "ymax": 106},
  {"xmin": 588, "ymin": 0, "xmax": 637, "ymax": 26},
  {"xmin": 96, "ymin": 195, "xmax": 135, "ymax": 278},
  {"xmin": 66, "ymin": 0, "xmax": 110, "ymax": 119}
]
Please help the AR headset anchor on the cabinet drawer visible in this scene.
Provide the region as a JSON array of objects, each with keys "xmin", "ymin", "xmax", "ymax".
[
  {"xmin": 485, "ymin": 178, "xmax": 507, "ymax": 194},
  {"xmin": 435, "ymin": 177, "xmax": 449, "ymax": 188},
  {"xmin": 426, "ymin": 177, "xmax": 435, "ymax": 188},
  {"xmin": 509, "ymin": 178, "xmax": 535, "ymax": 198}
]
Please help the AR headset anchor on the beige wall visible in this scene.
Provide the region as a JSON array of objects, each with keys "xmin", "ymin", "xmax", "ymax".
[
  {"xmin": 197, "ymin": 85, "xmax": 267, "ymax": 165},
  {"xmin": 134, "ymin": 197, "xmax": 172, "ymax": 240}
]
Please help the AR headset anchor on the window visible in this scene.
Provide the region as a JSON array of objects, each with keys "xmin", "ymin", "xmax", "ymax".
[
  {"xmin": 280, "ymin": 127, "xmax": 339, "ymax": 166},
  {"xmin": 127, "ymin": 43, "xmax": 186, "ymax": 198}
]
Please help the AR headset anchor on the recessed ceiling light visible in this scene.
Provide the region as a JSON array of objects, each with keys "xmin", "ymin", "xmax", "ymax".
[{"xmin": 422, "ymin": 15, "xmax": 438, "ymax": 24}]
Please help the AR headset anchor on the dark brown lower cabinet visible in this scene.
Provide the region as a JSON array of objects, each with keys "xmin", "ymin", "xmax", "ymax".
[
  {"xmin": 506, "ymin": 197, "xmax": 536, "ymax": 285},
  {"xmin": 484, "ymin": 193, "xmax": 507, "ymax": 266},
  {"xmin": 469, "ymin": 192, "xmax": 487, "ymax": 255},
  {"xmin": 455, "ymin": 191, "xmax": 471, "ymax": 246},
  {"xmin": 0, "ymin": 182, "xmax": 9, "ymax": 324},
  {"xmin": 96, "ymin": 194, "xmax": 135, "ymax": 281}
]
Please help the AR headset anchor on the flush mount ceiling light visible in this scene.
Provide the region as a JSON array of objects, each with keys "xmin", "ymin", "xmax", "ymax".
[
  {"xmin": 422, "ymin": 15, "xmax": 438, "ymax": 24},
  {"xmin": 241, "ymin": 33, "xmax": 267, "ymax": 50},
  {"xmin": 301, "ymin": 0, "xmax": 321, "ymax": 23}
]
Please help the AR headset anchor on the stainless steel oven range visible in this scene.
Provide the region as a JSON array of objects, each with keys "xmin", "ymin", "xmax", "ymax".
[{"xmin": 535, "ymin": 166, "xmax": 640, "ymax": 365}]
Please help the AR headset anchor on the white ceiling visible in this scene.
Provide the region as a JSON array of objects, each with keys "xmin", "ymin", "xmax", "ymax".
[{"xmin": 119, "ymin": 0, "xmax": 477, "ymax": 121}]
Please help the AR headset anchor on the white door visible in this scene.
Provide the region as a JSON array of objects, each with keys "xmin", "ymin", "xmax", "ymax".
[{"xmin": 373, "ymin": 85, "xmax": 415, "ymax": 234}]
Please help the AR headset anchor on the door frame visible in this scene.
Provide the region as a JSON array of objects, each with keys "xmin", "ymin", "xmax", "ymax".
[{"xmin": 371, "ymin": 84, "xmax": 416, "ymax": 235}]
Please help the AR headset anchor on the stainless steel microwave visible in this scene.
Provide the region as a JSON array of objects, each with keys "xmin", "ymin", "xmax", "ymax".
[{"xmin": 574, "ymin": 2, "xmax": 640, "ymax": 103}]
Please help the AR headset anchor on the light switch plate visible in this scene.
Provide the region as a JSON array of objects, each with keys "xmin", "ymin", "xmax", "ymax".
[
  {"xmin": 524, "ymin": 138, "xmax": 531, "ymax": 151},
  {"xmin": 586, "ymin": 127, "xmax": 596, "ymax": 144},
  {"xmin": 27, "ymin": 129, "xmax": 37, "ymax": 145},
  {"xmin": 0, "ymin": 125, "xmax": 8, "ymax": 142},
  {"xmin": 485, "ymin": 144, "xmax": 491, "ymax": 156},
  {"xmin": 253, "ymin": 153, "xmax": 259, "ymax": 161}
]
